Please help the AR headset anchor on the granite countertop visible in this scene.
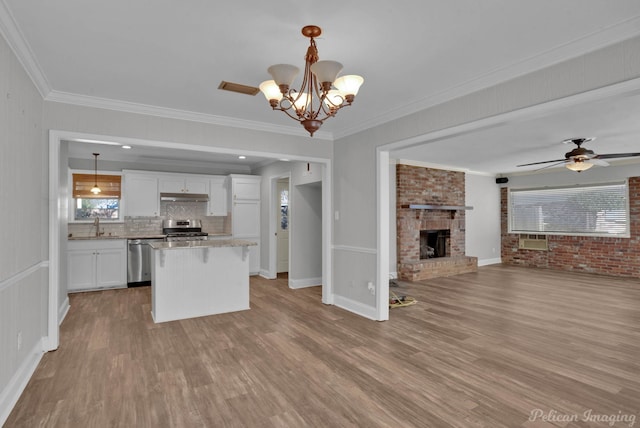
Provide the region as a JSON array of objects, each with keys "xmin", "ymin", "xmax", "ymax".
[
  {"xmin": 68, "ymin": 234, "xmax": 167, "ymax": 240},
  {"xmin": 149, "ymin": 239, "xmax": 257, "ymax": 250}
]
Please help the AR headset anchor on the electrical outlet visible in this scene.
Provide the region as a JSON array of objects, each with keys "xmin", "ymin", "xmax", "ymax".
[
  {"xmin": 17, "ymin": 331, "xmax": 22, "ymax": 350},
  {"xmin": 367, "ymin": 282, "xmax": 375, "ymax": 295}
]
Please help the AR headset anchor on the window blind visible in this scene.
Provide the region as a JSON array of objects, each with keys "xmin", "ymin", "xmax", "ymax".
[
  {"xmin": 72, "ymin": 174, "xmax": 122, "ymax": 198},
  {"xmin": 509, "ymin": 181, "xmax": 629, "ymax": 237}
]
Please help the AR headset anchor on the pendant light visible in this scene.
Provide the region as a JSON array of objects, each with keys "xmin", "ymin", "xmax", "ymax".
[{"xmin": 90, "ymin": 153, "xmax": 101, "ymax": 195}]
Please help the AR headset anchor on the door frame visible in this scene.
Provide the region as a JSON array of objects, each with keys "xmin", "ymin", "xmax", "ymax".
[
  {"xmin": 267, "ymin": 173, "xmax": 291, "ymax": 279},
  {"xmin": 49, "ymin": 131, "xmax": 335, "ymax": 350}
]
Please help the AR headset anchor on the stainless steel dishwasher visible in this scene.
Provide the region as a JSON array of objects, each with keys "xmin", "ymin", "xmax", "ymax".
[{"xmin": 127, "ymin": 238, "xmax": 165, "ymax": 286}]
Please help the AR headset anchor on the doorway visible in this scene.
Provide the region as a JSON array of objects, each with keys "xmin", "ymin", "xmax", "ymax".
[{"xmin": 276, "ymin": 177, "xmax": 290, "ymax": 274}]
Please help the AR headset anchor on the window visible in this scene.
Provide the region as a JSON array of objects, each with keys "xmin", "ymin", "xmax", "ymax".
[
  {"xmin": 280, "ymin": 188, "xmax": 289, "ymax": 230},
  {"xmin": 509, "ymin": 181, "xmax": 629, "ymax": 237},
  {"xmin": 72, "ymin": 173, "xmax": 122, "ymax": 221}
]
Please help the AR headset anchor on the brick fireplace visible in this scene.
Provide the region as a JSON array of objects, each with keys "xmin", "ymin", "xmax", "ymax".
[{"xmin": 396, "ymin": 164, "xmax": 478, "ymax": 281}]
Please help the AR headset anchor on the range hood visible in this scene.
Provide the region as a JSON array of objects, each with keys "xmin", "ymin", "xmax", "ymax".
[{"xmin": 160, "ymin": 192, "xmax": 209, "ymax": 202}]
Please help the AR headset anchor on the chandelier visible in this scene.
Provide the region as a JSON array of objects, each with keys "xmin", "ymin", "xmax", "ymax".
[{"xmin": 259, "ymin": 25, "xmax": 364, "ymax": 137}]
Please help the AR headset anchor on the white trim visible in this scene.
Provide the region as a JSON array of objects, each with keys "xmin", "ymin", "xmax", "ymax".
[
  {"xmin": 0, "ymin": 261, "xmax": 48, "ymax": 292},
  {"xmin": 335, "ymin": 17, "xmax": 640, "ymax": 139},
  {"xmin": 389, "ymin": 271, "xmax": 398, "ymax": 279},
  {"xmin": 50, "ymin": 130, "xmax": 338, "ymax": 332},
  {"xmin": 46, "ymin": 91, "xmax": 334, "ymax": 141},
  {"xmin": 321, "ymin": 163, "xmax": 333, "ymax": 305},
  {"xmin": 333, "ymin": 295, "xmax": 378, "ymax": 321},
  {"xmin": 288, "ymin": 277, "xmax": 322, "ymax": 289},
  {"xmin": 58, "ymin": 297, "xmax": 70, "ymax": 325},
  {"xmin": 332, "ymin": 245, "xmax": 377, "ymax": 255},
  {"xmin": 384, "ymin": 78, "xmax": 640, "ymax": 154},
  {"xmin": 0, "ymin": 339, "xmax": 45, "ymax": 427},
  {"xmin": 478, "ymin": 258, "xmax": 502, "ymax": 267},
  {"xmin": 376, "ymin": 150, "xmax": 390, "ymax": 321},
  {"xmin": 47, "ymin": 133, "xmax": 61, "ymax": 352},
  {"xmin": 258, "ymin": 269, "xmax": 275, "ymax": 280},
  {"xmin": 0, "ymin": 0, "xmax": 51, "ymax": 97}
]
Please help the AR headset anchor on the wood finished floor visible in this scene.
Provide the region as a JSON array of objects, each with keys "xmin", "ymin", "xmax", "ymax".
[{"xmin": 6, "ymin": 265, "xmax": 640, "ymax": 427}]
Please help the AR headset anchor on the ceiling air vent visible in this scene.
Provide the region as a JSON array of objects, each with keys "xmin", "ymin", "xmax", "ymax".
[{"xmin": 218, "ymin": 81, "xmax": 260, "ymax": 96}]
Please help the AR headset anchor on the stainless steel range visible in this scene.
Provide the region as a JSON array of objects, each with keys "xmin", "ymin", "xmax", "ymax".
[{"xmin": 162, "ymin": 219, "xmax": 209, "ymax": 242}]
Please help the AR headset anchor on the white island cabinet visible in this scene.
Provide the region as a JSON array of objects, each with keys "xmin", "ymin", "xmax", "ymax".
[{"xmin": 149, "ymin": 239, "xmax": 256, "ymax": 323}]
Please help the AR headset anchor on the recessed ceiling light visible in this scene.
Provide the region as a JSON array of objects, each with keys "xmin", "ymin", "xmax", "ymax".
[
  {"xmin": 279, "ymin": 158, "xmax": 290, "ymax": 162},
  {"xmin": 121, "ymin": 145, "xmax": 132, "ymax": 149},
  {"xmin": 238, "ymin": 155, "xmax": 246, "ymax": 160}
]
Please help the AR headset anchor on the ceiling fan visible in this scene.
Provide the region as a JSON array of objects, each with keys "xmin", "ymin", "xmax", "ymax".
[{"xmin": 516, "ymin": 137, "xmax": 640, "ymax": 172}]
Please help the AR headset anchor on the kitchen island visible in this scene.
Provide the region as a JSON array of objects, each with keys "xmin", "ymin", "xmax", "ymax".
[{"xmin": 148, "ymin": 239, "xmax": 256, "ymax": 323}]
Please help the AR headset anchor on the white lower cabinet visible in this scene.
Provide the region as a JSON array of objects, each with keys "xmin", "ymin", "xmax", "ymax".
[{"xmin": 68, "ymin": 239, "xmax": 127, "ymax": 292}]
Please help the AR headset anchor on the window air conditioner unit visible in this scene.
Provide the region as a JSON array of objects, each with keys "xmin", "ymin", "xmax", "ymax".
[{"xmin": 518, "ymin": 234, "xmax": 549, "ymax": 251}]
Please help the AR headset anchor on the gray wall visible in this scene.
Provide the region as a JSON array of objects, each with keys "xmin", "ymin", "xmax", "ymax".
[
  {"xmin": 465, "ymin": 173, "xmax": 501, "ymax": 265},
  {"xmin": 0, "ymin": 31, "xmax": 47, "ymax": 422}
]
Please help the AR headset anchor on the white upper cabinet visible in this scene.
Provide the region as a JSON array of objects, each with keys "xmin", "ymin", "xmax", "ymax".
[
  {"xmin": 229, "ymin": 175, "xmax": 261, "ymax": 201},
  {"xmin": 208, "ymin": 176, "xmax": 228, "ymax": 216},
  {"xmin": 159, "ymin": 175, "xmax": 209, "ymax": 194},
  {"xmin": 122, "ymin": 172, "xmax": 159, "ymax": 217}
]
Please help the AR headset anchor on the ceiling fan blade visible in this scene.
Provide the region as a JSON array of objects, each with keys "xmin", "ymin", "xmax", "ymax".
[
  {"xmin": 589, "ymin": 158, "xmax": 609, "ymax": 166},
  {"xmin": 595, "ymin": 153, "xmax": 640, "ymax": 160},
  {"xmin": 516, "ymin": 159, "xmax": 566, "ymax": 167},
  {"xmin": 534, "ymin": 161, "xmax": 567, "ymax": 171}
]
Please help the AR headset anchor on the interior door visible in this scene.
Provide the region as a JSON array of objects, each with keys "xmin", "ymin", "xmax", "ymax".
[{"xmin": 277, "ymin": 179, "xmax": 289, "ymax": 273}]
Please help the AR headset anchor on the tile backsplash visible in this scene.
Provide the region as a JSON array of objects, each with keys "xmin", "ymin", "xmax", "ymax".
[{"xmin": 68, "ymin": 201, "xmax": 230, "ymax": 237}]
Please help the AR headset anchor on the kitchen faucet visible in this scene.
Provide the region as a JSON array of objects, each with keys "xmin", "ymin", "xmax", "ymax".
[{"xmin": 93, "ymin": 217, "xmax": 102, "ymax": 237}]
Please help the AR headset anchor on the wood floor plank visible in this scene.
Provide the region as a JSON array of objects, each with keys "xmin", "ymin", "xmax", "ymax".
[{"xmin": 5, "ymin": 265, "xmax": 640, "ymax": 427}]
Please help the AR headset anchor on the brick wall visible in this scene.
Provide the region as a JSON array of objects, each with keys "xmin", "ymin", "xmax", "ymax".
[
  {"xmin": 501, "ymin": 176, "xmax": 640, "ymax": 278},
  {"xmin": 396, "ymin": 164, "xmax": 477, "ymax": 280}
]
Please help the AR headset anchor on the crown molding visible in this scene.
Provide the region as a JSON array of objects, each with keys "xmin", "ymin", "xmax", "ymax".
[
  {"xmin": 45, "ymin": 90, "xmax": 334, "ymax": 141},
  {"xmin": 0, "ymin": 0, "xmax": 50, "ymax": 97},
  {"xmin": 335, "ymin": 15, "xmax": 640, "ymax": 140}
]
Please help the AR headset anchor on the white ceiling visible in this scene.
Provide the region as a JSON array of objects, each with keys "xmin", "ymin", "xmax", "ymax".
[{"xmin": 4, "ymin": 1, "xmax": 640, "ymax": 173}]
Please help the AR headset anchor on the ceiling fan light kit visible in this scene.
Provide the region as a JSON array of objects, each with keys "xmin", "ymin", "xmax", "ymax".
[
  {"xmin": 516, "ymin": 137, "xmax": 640, "ymax": 173},
  {"xmin": 259, "ymin": 25, "xmax": 364, "ymax": 136}
]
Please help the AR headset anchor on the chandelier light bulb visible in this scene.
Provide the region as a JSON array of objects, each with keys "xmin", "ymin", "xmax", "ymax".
[
  {"xmin": 334, "ymin": 75, "xmax": 364, "ymax": 97},
  {"xmin": 259, "ymin": 80, "xmax": 283, "ymax": 104}
]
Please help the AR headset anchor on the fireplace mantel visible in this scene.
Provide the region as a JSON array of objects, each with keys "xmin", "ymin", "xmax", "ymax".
[{"xmin": 401, "ymin": 204, "xmax": 473, "ymax": 210}]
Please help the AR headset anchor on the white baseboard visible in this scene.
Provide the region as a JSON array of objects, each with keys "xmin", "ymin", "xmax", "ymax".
[
  {"xmin": 289, "ymin": 277, "xmax": 322, "ymax": 289},
  {"xmin": 58, "ymin": 296, "xmax": 70, "ymax": 325},
  {"xmin": 259, "ymin": 269, "xmax": 275, "ymax": 280},
  {"xmin": 333, "ymin": 294, "xmax": 378, "ymax": 320},
  {"xmin": 478, "ymin": 257, "xmax": 502, "ymax": 266},
  {"xmin": 0, "ymin": 340, "xmax": 45, "ymax": 426}
]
